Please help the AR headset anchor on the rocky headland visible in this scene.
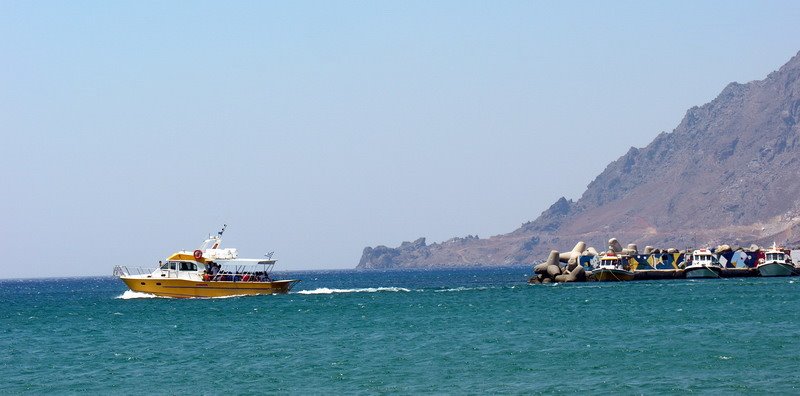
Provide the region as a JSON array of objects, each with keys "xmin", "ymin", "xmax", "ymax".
[{"xmin": 358, "ymin": 51, "xmax": 800, "ymax": 269}]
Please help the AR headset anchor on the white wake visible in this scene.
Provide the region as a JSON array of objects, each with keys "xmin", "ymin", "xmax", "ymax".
[
  {"xmin": 296, "ymin": 287, "xmax": 411, "ymax": 295},
  {"xmin": 116, "ymin": 290, "xmax": 160, "ymax": 299}
]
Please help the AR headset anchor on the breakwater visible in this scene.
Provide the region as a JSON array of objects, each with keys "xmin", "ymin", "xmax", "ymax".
[{"xmin": 529, "ymin": 238, "xmax": 798, "ymax": 283}]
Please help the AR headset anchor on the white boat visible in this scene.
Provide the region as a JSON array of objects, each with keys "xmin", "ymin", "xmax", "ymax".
[
  {"xmin": 757, "ymin": 244, "xmax": 794, "ymax": 277},
  {"xmin": 684, "ymin": 249, "xmax": 722, "ymax": 279}
]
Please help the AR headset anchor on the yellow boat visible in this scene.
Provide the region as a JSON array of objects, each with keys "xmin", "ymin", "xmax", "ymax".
[
  {"xmin": 592, "ymin": 254, "xmax": 635, "ymax": 281},
  {"xmin": 113, "ymin": 225, "xmax": 300, "ymax": 298}
]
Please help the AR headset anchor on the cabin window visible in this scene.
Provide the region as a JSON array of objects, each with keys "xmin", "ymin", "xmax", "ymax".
[
  {"xmin": 169, "ymin": 262, "xmax": 177, "ymax": 270},
  {"xmin": 179, "ymin": 262, "xmax": 197, "ymax": 271}
]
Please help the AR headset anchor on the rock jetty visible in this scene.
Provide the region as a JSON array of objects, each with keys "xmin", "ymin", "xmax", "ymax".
[{"xmin": 528, "ymin": 238, "xmax": 798, "ymax": 283}]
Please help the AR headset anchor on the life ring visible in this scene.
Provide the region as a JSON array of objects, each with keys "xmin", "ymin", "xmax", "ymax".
[{"xmin": 193, "ymin": 250, "xmax": 203, "ymax": 260}]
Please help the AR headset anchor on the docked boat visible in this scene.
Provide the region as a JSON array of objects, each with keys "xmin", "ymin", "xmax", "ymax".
[
  {"xmin": 684, "ymin": 249, "xmax": 722, "ymax": 279},
  {"xmin": 113, "ymin": 225, "xmax": 300, "ymax": 298},
  {"xmin": 757, "ymin": 244, "xmax": 794, "ymax": 277},
  {"xmin": 592, "ymin": 254, "xmax": 635, "ymax": 281}
]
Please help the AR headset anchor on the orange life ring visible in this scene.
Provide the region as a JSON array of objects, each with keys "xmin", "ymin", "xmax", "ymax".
[{"xmin": 193, "ymin": 250, "xmax": 203, "ymax": 260}]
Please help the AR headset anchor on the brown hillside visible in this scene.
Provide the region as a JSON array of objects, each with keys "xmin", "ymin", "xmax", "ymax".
[{"xmin": 358, "ymin": 51, "xmax": 800, "ymax": 269}]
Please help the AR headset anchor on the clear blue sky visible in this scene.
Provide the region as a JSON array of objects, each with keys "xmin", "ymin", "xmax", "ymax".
[{"xmin": 3, "ymin": 1, "xmax": 800, "ymax": 278}]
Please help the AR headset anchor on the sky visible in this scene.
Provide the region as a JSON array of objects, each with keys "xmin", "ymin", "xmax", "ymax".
[{"xmin": 3, "ymin": 1, "xmax": 800, "ymax": 279}]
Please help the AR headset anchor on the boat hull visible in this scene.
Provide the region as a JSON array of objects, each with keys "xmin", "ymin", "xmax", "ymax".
[
  {"xmin": 684, "ymin": 266, "xmax": 721, "ymax": 279},
  {"xmin": 757, "ymin": 263, "xmax": 794, "ymax": 277},
  {"xmin": 121, "ymin": 277, "xmax": 299, "ymax": 298},
  {"xmin": 593, "ymin": 269, "xmax": 635, "ymax": 282}
]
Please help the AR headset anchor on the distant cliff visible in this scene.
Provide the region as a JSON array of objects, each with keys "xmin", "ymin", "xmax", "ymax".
[{"xmin": 358, "ymin": 51, "xmax": 800, "ymax": 269}]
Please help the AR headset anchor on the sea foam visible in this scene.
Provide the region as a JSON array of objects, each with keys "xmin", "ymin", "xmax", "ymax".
[
  {"xmin": 116, "ymin": 290, "xmax": 160, "ymax": 299},
  {"xmin": 433, "ymin": 286, "xmax": 491, "ymax": 292},
  {"xmin": 296, "ymin": 287, "xmax": 410, "ymax": 295}
]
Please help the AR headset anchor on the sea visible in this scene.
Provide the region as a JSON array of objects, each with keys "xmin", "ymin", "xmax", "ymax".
[{"xmin": 2, "ymin": 266, "xmax": 799, "ymax": 394}]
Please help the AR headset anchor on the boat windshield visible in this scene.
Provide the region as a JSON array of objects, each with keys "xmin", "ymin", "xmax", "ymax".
[
  {"xmin": 601, "ymin": 258, "xmax": 619, "ymax": 267},
  {"xmin": 694, "ymin": 254, "xmax": 712, "ymax": 262},
  {"xmin": 161, "ymin": 261, "xmax": 197, "ymax": 271},
  {"xmin": 767, "ymin": 253, "xmax": 784, "ymax": 261}
]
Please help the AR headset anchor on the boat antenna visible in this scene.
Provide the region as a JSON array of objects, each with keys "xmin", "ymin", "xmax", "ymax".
[
  {"xmin": 208, "ymin": 224, "xmax": 227, "ymax": 250},
  {"xmin": 265, "ymin": 251, "xmax": 274, "ymax": 259}
]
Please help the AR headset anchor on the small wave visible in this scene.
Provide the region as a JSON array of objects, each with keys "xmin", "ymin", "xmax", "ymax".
[
  {"xmin": 116, "ymin": 290, "xmax": 160, "ymax": 299},
  {"xmin": 433, "ymin": 286, "xmax": 490, "ymax": 293},
  {"xmin": 296, "ymin": 287, "xmax": 410, "ymax": 295}
]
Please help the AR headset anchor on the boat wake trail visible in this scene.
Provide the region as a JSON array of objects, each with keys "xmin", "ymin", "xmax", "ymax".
[
  {"xmin": 296, "ymin": 287, "xmax": 411, "ymax": 295},
  {"xmin": 116, "ymin": 290, "xmax": 160, "ymax": 299},
  {"xmin": 433, "ymin": 286, "xmax": 492, "ymax": 292}
]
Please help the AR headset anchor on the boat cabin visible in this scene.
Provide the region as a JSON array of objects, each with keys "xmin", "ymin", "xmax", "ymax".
[
  {"xmin": 159, "ymin": 261, "xmax": 198, "ymax": 271},
  {"xmin": 691, "ymin": 249, "xmax": 716, "ymax": 265},
  {"xmin": 765, "ymin": 250, "xmax": 786, "ymax": 263},
  {"xmin": 598, "ymin": 255, "xmax": 624, "ymax": 269}
]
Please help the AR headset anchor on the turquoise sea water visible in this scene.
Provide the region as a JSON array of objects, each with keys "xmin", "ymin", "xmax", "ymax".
[{"xmin": 2, "ymin": 267, "xmax": 800, "ymax": 394}]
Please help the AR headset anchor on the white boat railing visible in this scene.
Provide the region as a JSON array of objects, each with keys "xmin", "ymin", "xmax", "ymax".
[
  {"xmin": 113, "ymin": 265, "xmax": 281, "ymax": 282},
  {"xmin": 113, "ymin": 266, "xmax": 155, "ymax": 277},
  {"xmin": 207, "ymin": 271, "xmax": 275, "ymax": 282}
]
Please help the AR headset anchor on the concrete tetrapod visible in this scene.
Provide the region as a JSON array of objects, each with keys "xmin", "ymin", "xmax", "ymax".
[
  {"xmin": 534, "ymin": 250, "xmax": 559, "ymax": 275},
  {"xmin": 546, "ymin": 264, "xmax": 562, "ymax": 278},
  {"xmin": 559, "ymin": 241, "xmax": 586, "ymax": 266},
  {"xmin": 584, "ymin": 247, "xmax": 599, "ymax": 257},
  {"xmin": 530, "ymin": 250, "xmax": 562, "ymax": 284},
  {"xmin": 609, "ymin": 238, "xmax": 623, "ymax": 253},
  {"xmin": 554, "ymin": 264, "xmax": 586, "ymax": 283}
]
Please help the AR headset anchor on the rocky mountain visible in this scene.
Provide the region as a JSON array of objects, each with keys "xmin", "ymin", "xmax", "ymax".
[{"xmin": 357, "ymin": 51, "xmax": 800, "ymax": 269}]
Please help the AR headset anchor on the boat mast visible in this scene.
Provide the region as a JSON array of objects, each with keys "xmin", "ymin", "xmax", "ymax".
[{"xmin": 211, "ymin": 224, "xmax": 227, "ymax": 249}]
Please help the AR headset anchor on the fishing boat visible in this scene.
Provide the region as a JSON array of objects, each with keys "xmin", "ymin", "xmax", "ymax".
[
  {"xmin": 684, "ymin": 249, "xmax": 722, "ymax": 279},
  {"xmin": 113, "ymin": 225, "xmax": 300, "ymax": 298},
  {"xmin": 757, "ymin": 244, "xmax": 794, "ymax": 277},
  {"xmin": 592, "ymin": 254, "xmax": 635, "ymax": 281}
]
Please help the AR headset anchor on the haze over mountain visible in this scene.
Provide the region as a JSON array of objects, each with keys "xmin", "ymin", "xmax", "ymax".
[{"xmin": 358, "ymin": 51, "xmax": 800, "ymax": 269}]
